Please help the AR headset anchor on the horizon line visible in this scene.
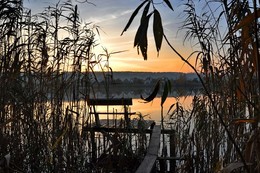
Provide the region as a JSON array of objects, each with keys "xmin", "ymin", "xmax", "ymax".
[{"xmin": 89, "ymin": 70, "xmax": 196, "ymax": 73}]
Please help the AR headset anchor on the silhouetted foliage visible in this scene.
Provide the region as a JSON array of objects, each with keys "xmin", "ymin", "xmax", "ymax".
[{"xmin": 124, "ymin": 0, "xmax": 260, "ymax": 172}]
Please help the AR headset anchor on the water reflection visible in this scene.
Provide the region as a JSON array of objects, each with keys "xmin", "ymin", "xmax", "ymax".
[
  {"xmin": 87, "ymin": 85, "xmax": 199, "ymax": 123},
  {"xmin": 131, "ymin": 96, "xmax": 194, "ymax": 122},
  {"xmin": 89, "ymin": 95, "xmax": 195, "ymax": 123}
]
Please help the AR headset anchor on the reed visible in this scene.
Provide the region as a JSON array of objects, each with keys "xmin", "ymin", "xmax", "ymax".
[
  {"xmin": 0, "ymin": 1, "xmax": 150, "ymax": 172},
  {"xmin": 0, "ymin": 0, "xmax": 97, "ymax": 172}
]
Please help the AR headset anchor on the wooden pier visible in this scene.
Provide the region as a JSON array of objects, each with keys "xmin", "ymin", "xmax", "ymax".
[{"xmin": 84, "ymin": 98, "xmax": 183, "ymax": 172}]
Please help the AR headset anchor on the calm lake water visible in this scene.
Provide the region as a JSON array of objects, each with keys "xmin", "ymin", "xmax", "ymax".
[
  {"xmin": 93, "ymin": 95, "xmax": 194, "ymax": 123},
  {"xmin": 131, "ymin": 96, "xmax": 194, "ymax": 122},
  {"xmin": 86, "ymin": 84, "xmax": 199, "ymax": 123}
]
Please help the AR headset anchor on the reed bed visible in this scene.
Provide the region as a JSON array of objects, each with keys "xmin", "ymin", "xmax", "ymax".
[
  {"xmin": 122, "ymin": 0, "xmax": 260, "ymax": 172},
  {"xmin": 161, "ymin": 0, "xmax": 260, "ymax": 172},
  {"xmin": 0, "ymin": 1, "xmax": 149, "ymax": 172}
]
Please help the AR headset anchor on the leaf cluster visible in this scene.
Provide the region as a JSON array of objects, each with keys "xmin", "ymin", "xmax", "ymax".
[
  {"xmin": 121, "ymin": 0, "xmax": 173, "ymax": 60},
  {"xmin": 140, "ymin": 78, "xmax": 171, "ymax": 106}
]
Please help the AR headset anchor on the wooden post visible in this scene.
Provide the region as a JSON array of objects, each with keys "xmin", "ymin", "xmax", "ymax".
[
  {"xmin": 90, "ymin": 130, "xmax": 97, "ymax": 163},
  {"xmin": 170, "ymin": 130, "xmax": 176, "ymax": 172},
  {"xmin": 94, "ymin": 112, "xmax": 101, "ymax": 127},
  {"xmin": 124, "ymin": 105, "xmax": 130, "ymax": 129}
]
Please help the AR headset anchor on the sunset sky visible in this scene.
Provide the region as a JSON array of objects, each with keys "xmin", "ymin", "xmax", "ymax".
[{"xmin": 24, "ymin": 0, "xmax": 196, "ymax": 73}]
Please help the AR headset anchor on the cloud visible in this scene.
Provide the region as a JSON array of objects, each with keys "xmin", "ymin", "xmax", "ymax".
[{"xmin": 120, "ymin": 9, "xmax": 133, "ymax": 16}]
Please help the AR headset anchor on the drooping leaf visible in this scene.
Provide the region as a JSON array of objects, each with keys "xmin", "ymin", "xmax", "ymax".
[
  {"xmin": 134, "ymin": 12, "xmax": 153, "ymax": 47},
  {"xmin": 139, "ymin": 41, "xmax": 148, "ymax": 60},
  {"xmin": 161, "ymin": 82, "xmax": 168, "ymax": 106},
  {"xmin": 161, "ymin": 80, "xmax": 171, "ymax": 106},
  {"xmin": 167, "ymin": 103, "xmax": 175, "ymax": 115},
  {"xmin": 134, "ymin": 13, "xmax": 153, "ymax": 60},
  {"xmin": 109, "ymin": 67, "xmax": 113, "ymax": 80},
  {"xmin": 141, "ymin": 80, "xmax": 160, "ymax": 103},
  {"xmin": 153, "ymin": 9, "xmax": 163, "ymax": 54},
  {"xmin": 163, "ymin": 0, "xmax": 174, "ymax": 11},
  {"xmin": 141, "ymin": 2, "xmax": 150, "ymax": 22},
  {"xmin": 121, "ymin": 0, "xmax": 148, "ymax": 36},
  {"xmin": 134, "ymin": 25, "xmax": 143, "ymax": 47},
  {"xmin": 167, "ymin": 79, "xmax": 171, "ymax": 93}
]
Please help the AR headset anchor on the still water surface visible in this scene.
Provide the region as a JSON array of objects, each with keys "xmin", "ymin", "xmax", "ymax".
[
  {"xmin": 132, "ymin": 96, "xmax": 194, "ymax": 122},
  {"xmin": 93, "ymin": 95, "xmax": 194, "ymax": 123}
]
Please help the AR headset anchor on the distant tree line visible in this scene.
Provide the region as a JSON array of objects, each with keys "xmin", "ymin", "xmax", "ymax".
[{"xmin": 97, "ymin": 74, "xmax": 202, "ymax": 88}]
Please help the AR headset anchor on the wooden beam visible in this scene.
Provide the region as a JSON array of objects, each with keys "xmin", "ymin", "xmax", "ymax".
[
  {"xmin": 135, "ymin": 125, "xmax": 161, "ymax": 173},
  {"xmin": 83, "ymin": 127, "xmax": 152, "ymax": 134},
  {"xmin": 83, "ymin": 127, "xmax": 174, "ymax": 134},
  {"xmin": 89, "ymin": 112, "xmax": 136, "ymax": 115},
  {"xmin": 87, "ymin": 98, "xmax": 132, "ymax": 105}
]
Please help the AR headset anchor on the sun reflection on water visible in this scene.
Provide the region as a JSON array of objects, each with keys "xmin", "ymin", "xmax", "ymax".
[{"xmin": 131, "ymin": 95, "xmax": 194, "ymax": 122}]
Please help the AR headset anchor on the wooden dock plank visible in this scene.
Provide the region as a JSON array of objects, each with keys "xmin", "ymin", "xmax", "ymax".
[{"xmin": 135, "ymin": 125, "xmax": 161, "ymax": 173}]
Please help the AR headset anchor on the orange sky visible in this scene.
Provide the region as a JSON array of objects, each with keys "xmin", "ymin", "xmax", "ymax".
[
  {"xmin": 100, "ymin": 46, "xmax": 196, "ymax": 73},
  {"xmin": 86, "ymin": 0, "xmax": 196, "ymax": 73},
  {"xmin": 24, "ymin": 0, "xmax": 196, "ymax": 73},
  {"xmin": 95, "ymin": 29, "xmax": 196, "ymax": 73}
]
